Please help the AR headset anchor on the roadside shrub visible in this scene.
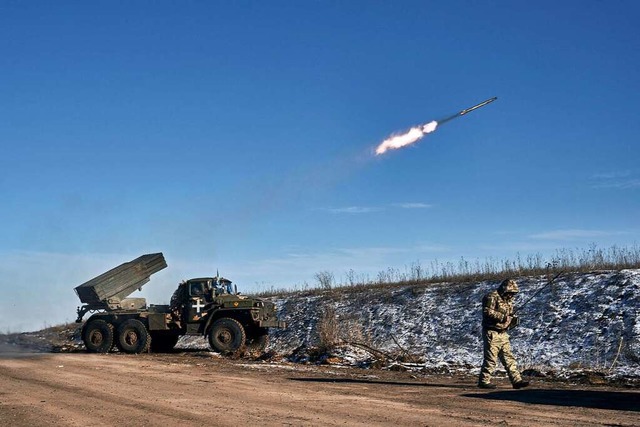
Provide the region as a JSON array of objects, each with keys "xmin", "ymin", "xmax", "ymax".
[{"xmin": 317, "ymin": 305, "xmax": 338, "ymax": 351}]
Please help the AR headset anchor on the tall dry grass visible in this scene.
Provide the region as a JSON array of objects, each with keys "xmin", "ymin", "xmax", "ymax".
[{"xmin": 255, "ymin": 244, "xmax": 640, "ymax": 297}]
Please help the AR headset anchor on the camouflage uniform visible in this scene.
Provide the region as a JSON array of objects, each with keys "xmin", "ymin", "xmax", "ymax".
[{"xmin": 478, "ymin": 279, "xmax": 527, "ymax": 388}]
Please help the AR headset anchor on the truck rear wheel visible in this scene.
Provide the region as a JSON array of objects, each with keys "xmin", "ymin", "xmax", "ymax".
[
  {"xmin": 83, "ymin": 319, "xmax": 114, "ymax": 353},
  {"xmin": 208, "ymin": 318, "xmax": 246, "ymax": 354},
  {"xmin": 116, "ymin": 319, "xmax": 151, "ymax": 354}
]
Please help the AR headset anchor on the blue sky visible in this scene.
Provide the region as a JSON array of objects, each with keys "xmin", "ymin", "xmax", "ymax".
[{"xmin": 2, "ymin": 1, "xmax": 639, "ymax": 331}]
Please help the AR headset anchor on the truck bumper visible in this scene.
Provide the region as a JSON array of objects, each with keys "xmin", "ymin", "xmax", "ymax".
[{"xmin": 258, "ymin": 319, "xmax": 287, "ymax": 328}]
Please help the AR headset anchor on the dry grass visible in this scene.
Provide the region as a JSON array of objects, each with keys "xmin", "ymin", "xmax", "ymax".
[
  {"xmin": 256, "ymin": 244, "xmax": 640, "ymax": 297},
  {"xmin": 316, "ymin": 305, "xmax": 339, "ymax": 351}
]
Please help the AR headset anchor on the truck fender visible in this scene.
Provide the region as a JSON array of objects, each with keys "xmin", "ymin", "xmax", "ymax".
[{"xmin": 203, "ymin": 309, "xmax": 239, "ymax": 335}]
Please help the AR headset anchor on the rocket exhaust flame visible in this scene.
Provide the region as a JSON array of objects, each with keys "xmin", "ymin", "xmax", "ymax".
[
  {"xmin": 375, "ymin": 121, "xmax": 437, "ymax": 155},
  {"xmin": 375, "ymin": 97, "xmax": 497, "ymax": 156}
]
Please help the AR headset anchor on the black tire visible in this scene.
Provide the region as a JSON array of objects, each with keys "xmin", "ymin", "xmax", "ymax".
[
  {"xmin": 149, "ymin": 333, "xmax": 180, "ymax": 353},
  {"xmin": 208, "ymin": 318, "xmax": 246, "ymax": 354},
  {"xmin": 83, "ymin": 319, "xmax": 114, "ymax": 353},
  {"xmin": 116, "ymin": 319, "xmax": 151, "ymax": 354}
]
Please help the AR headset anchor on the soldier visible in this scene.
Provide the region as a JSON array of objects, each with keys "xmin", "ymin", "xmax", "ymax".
[
  {"xmin": 214, "ymin": 277, "xmax": 234, "ymax": 295},
  {"xmin": 478, "ymin": 278, "xmax": 530, "ymax": 389}
]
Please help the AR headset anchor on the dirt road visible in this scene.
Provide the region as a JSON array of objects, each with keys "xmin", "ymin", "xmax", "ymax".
[{"xmin": 0, "ymin": 352, "xmax": 637, "ymax": 426}]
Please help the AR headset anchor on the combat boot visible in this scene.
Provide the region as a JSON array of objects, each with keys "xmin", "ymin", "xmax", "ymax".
[
  {"xmin": 512, "ymin": 380, "xmax": 530, "ymax": 389},
  {"xmin": 478, "ymin": 382, "xmax": 497, "ymax": 389}
]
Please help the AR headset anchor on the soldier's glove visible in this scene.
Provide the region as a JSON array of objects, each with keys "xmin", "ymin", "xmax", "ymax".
[{"xmin": 508, "ymin": 316, "xmax": 520, "ymax": 330}]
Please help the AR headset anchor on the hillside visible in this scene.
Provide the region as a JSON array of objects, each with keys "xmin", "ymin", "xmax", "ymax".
[{"xmin": 270, "ymin": 269, "xmax": 640, "ymax": 380}]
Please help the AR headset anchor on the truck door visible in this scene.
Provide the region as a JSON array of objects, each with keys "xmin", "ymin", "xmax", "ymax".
[{"xmin": 187, "ymin": 281, "xmax": 207, "ymax": 322}]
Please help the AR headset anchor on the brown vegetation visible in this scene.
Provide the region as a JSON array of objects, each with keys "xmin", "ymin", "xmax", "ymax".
[{"xmin": 257, "ymin": 244, "xmax": 640, "ymax": 297}]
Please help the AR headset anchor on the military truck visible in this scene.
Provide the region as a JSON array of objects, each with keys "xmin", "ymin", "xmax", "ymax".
[{"xmin": 74, "ymin": 253, "xmax": 285, "ymax": 355}]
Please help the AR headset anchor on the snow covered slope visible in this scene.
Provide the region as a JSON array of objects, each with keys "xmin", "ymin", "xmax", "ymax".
[{"xmin": 270, "ymin": 270, "xmax": 639, "ymax": 377}]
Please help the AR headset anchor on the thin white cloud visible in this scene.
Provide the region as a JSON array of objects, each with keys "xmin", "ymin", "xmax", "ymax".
[
  {"xmin": 591, "ymin": 171, "xmax": 640, "ymax": 189},
  {"xmin": 592, "ymin": 171, "xmax": 632, "ymax": 179},
  {"xmin": 321, "ymin": 202, "xmax": 433, "ymax": 214},
  {"xmin": 324, "ymin": 206, "xmax": 383, "ymax": 214},
  {"xmin": 393, "ymin": 202, "xmax": 433, "ymax": 209},
  {"xmin": 592, "ymin": 179, "xmax": 640, "ymax": 189},
  {"xmin": 529, "ymin": 229, "xmax": 625, "ymax": 240}
]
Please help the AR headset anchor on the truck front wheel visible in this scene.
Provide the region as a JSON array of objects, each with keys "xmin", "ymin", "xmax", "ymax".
[
  {"xmin": 116, "ymin": 319, "xmax": 151, "ymax": 354},
  {"xmin": 208, "ymin": 318, "xmax": 246, "ymax": 354},
  {"xmin": 83, "ymin": 319, "xmax": 114, "ymax": 353}
]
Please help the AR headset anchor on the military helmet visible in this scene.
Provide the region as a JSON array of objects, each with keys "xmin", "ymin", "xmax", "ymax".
[{"xmin": 499, "ymin": 278, "xmax": 519, "ymax": 294}]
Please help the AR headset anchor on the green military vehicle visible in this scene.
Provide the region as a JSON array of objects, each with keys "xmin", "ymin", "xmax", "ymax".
[{"xmin": 74, "ymin": 253, "xmax": 285, "ymax": 355}]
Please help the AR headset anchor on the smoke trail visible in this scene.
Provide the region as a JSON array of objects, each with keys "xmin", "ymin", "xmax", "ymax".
[{"xmin": 375, "ymin": 121, "xmax": 438, "ymax": 155}]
